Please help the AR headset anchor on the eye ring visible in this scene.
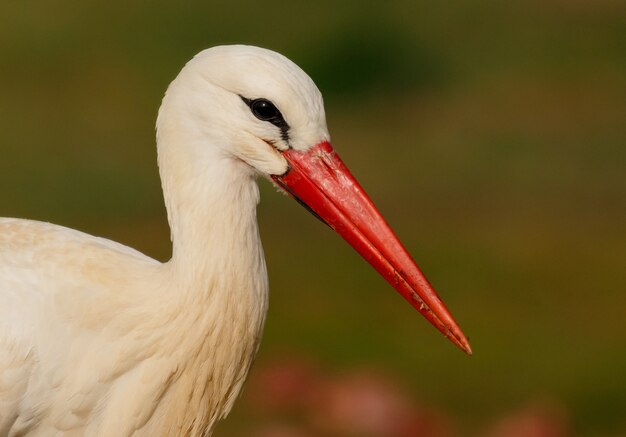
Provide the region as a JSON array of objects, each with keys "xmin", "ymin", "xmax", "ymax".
[
  {"xmin": 251, "ymin": 99, "xmax": 279, "ymax": 121},
  {"xmin": 240, "ymin": 95, "xmax": 291, "ymax": 143}
]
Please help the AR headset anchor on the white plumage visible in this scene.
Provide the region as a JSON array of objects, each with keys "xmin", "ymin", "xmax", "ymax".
[
  {"xmin": 0, "ymin": 44, "xmax": 470, "ymax": 436},
  {"xmin": 1, "ymin": 45, "xmax": 328, "ymax": 436}
]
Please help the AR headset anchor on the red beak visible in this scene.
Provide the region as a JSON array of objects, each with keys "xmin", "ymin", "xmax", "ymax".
[{"xmin": 273, "ymin": 141, "xmax": 471, "ymax": 354}]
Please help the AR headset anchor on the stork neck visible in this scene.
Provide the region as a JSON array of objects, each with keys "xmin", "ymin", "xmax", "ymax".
[
  {"xmin": 163, "ymin": 153, "xmax": 262, "ymax": 277},
  {"xmin": 155, "ymin": 77, "xmax": 261, "ymax": 277},
  {"xmin": 153, "ymin": 138, "xmax": 268, "ymax": 429}
]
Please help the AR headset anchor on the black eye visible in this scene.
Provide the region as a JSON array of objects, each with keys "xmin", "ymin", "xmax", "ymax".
[
  {"xmin": 240, "ymin": 96, "xmax": 291, "ymax": 143},
  {"xmin": 251, "ymin": 99, "xmax": 279, "ymax": 121}
]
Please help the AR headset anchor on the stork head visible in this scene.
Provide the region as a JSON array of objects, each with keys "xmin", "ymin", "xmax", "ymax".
[
  {"xmin": 158, "ymin": 45, "xmax": 471, "ymax": 354},
  {"xmin": 157, "ymin": 45, "xmax": 328, "ymax": 177}
]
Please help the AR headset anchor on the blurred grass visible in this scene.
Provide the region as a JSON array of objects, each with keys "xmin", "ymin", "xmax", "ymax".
[{"xmin": 1, "ymin": 1, "xmax": 625, "ymax": 435}]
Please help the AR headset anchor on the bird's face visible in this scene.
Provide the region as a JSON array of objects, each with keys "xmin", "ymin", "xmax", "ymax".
[
  {"xmin": 161, "ymin": 45, "xmax": 329, "ymax": 177},
  {"xmin": 161, "ymin": 45, "xmax": 471, "ymax": 354}
]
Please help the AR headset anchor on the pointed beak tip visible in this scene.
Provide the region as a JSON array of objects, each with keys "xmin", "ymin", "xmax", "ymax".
[
  {"xmin": 447, "ymin": 321, "xmax": 472, "ymax": 355},
  {"xmin": 460, "ymin": 337, "xmax": 473, "ymax": 355}
]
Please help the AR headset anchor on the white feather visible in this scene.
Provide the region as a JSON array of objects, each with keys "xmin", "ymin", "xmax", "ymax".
[{"xmin": 0, "ymin": 45, "xmax": 329, "ymax": 436}]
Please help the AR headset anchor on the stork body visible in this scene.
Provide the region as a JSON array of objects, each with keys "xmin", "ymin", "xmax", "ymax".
[
  {"xmin": 0, "ymin": 45, "xmax": 470, "ymax": 436},
  {"xmin": 0, "ymin": 120, "xmax": 267, "ymax": 436}
]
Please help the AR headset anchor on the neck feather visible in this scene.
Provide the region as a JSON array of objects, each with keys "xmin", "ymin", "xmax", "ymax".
[{"xmin": 154, "ymin": 125, "xmax": 269, "ymax": 430}]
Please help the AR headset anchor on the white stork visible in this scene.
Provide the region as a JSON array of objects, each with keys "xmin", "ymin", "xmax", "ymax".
[{"xmin": 0, "ymin": 45, "xmax": 471, "ymax": 436}]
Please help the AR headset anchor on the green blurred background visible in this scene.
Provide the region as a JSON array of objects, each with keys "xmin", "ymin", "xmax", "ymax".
[{"xmin": 1, "ymin": 1, "xmax": 625, "ymax": 436}]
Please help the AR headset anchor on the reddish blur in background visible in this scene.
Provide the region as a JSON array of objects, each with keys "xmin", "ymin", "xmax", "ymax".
[{"xmin": 1, "ymin": 2, "xmax": 625, "ymax": 436}]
